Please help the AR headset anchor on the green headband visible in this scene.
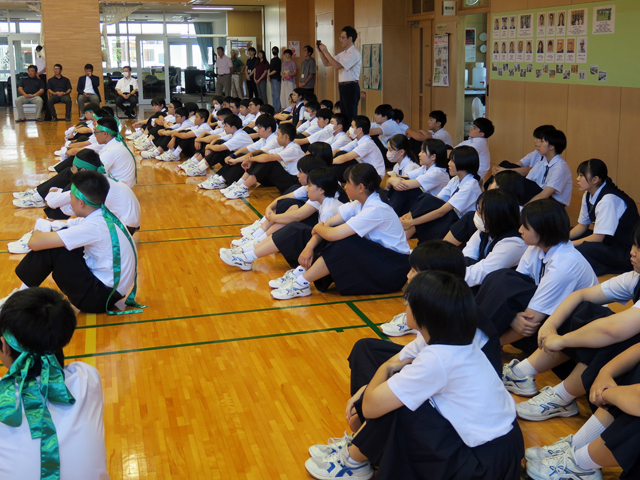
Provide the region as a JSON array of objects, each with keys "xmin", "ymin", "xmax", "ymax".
[
  {"xmin": 73, "ymin": 157, "xmax": 106, "ymax": 174},
  {"xmin": 0, "ymin": 330, "xmax": 75, "ymax": 480},
  {"xmin": 96, "ymin": 123, "xmax": 137, "ymax": 181},
  {"xmin": 70, "ymin": 184, "xmax": 146, "ymax": 315}
]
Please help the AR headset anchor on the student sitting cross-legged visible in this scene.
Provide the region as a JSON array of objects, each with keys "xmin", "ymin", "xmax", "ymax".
[
  {"xmin": 2, "ymin": 171, "xmax": 143, "ymax": 315},
  {"xmin": 0, "ymin": 288, "xmax": 110, "ymax": 480},
  {"xmin": 305, "ymin": 271, "xmax": 522, "ymax": 480},
  {"xmin": 332, "ymin": 116, "xmax": 385, "ymax": 182}
]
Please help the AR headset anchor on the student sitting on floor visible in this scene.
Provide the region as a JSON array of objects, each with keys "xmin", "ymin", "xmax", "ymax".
[
  {"xmin": 392, "ymin": 108, "xmax": 409, "ymax": 136},
  {"xmin": 332, "ymin": 116, "xmax": 386, "ymax": 181},
  {"xmin": 294, "ymin": 108, "xmax": 334, "ymax": 148},
  {"xmin": 3, "ymin": 171, "xmax": 143, "ymax": 315},
  {"xmin": 127, "ymin": 96, "xmax": 167, "ymax": 140},
  {"xmin": 404, "ymin": 110, "xmax": 454, "ymax": 157},
  {"xmin": 386, "ymin": 138, "xmax": 449, "ymax": 217},
  {"xmin": 139, "ymin": 107, "xmax": 190, "ymax": 159},
  {"xmin": 503, "ymin": 224, "xmax": 640, "ymax": 422},
  {"xmin": 221, "ymin": 122, "xmax": 305, "ymax": 199},
  {"xmin": 571, "ymin": 158, "xmax": 639, "ymax": 275},
  {"xmin": 384, "ymin": 134, "xmax": 421, "ymax": 178},
  {"xmin": 268, "ymin": 163, "xmax": 410, "ymax": 300},
  {"xmin": 322, "ymin": 113, "xmax": 352, "ymax": 152},
  {"xmin": 0, "ymin": 288, "xmax": 109, "ymax": 480},
  {"xmin": 369, "ymin": 104, "xmax": 405, "ymax": 159},
  {"xmin": 297, "ymin": 101, "xmax": 322, "ymax": 137},
  {"xmin": 524, "ymin": 343, "xmax": 640, "ymax": 480},
  {"xmin": 305, "ymin": 271, "xmax": 522, "ymax": 480},
  {"xmin": 456, "ymin": 117, "xmax": 494, "ymax": 179},
  {"xmin": 219, "ymin": 167, "xmax": 343, "ymax": 272},
  {"xmin": 524, "ymin": 128, "xmax": 572, "ymax": 206},
  {"xmin": 134, "ymin": 99, "xmax": 182, "ymax": 151},
  {"xmin": 400, "ymin": 145, "xmax": 482, "ymax": 244},
  {"xmin": 154, "ymin": 108, "xmax": 213, "ymax": 162},
  {"xmin": 475, "ymin": 198, "xmax": 598, "ymax": 354},
  {"xmin": 177, "ymin": 107, "xmax": 233, "ymax": 172}
]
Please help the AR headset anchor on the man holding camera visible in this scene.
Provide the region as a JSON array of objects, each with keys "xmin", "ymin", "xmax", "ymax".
[{"xmin": 317, "ymin": 26, "xmax": 361, "ymax": 122}]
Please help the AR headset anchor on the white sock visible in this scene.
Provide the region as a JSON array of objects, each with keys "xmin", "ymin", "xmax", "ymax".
[
  {"xmin": 573, "ymin": 415, "xmax": 606, "ymax": 449},
  {"xmin": 173, "ymin": 146, "xmax": 182, "ymax": 156},
  {"xmin": 19, "ymin": 283, "xmax": 29, "ymax": 291},
  {"xmin": 552, "ymin": 381, "xmax": 577, "ymax": 403},
  {"xmin": 512, "ymin": 358, "xmax": 538, "ymax": 378},
  {"xmin": 573, "ymin": 446, "xmax": 602, "ymax": 470},
  {"xmin": 293, "ymin": 266, "xmax": 306, "ymax": 276},
  {"xmin": 197, "ymin": 159, "xmax": 208, "ymax": 170},
  {"xmin": 296, "ymin": 275, "xmax": 310, "ymax": 287},
  {"xmin": 345, "ymin": 455, "xmax": 367, "ymax": 467},
  {"xmin": 252, "ymin": 230, "xmax": 267, "ymax": 242},
  {"xmin": 31, "ymin": 191, "xmax": 43, "ymax": 201},
  {"xmin": 236, "ymin": 178, "xmax": 245, "ymax": 186},
  {"xmin": 244, "ymin": 250, "xmax": 258, "ymax": 261},
  {"xmin": 241, "ymin": 245, "xmax": 254, "ymax": 254}
]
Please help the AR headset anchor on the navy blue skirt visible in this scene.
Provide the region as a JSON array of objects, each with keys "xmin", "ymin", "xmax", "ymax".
[{"xmin": 409, "ymin": 193, "xmax": 460, "ymax": 243}]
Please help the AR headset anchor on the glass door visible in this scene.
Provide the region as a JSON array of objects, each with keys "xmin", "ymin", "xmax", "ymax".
[
  {"xmin": 136, "ymin": 35, "xmax": 169, "ymax": 104},
  {"xmin": 7, "ymin": 34, "xmax": 40, "ymax": 107}
]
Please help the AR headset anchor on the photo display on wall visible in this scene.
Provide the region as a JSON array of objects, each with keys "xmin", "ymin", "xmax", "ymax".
[{"xmin": 361, "ymin": 44, "xmax": 382, "ymax": 91}]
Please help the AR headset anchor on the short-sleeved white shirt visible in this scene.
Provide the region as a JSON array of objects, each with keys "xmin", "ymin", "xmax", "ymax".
[
  {"xmin": 115, "ymin": 76, "xmax": 139, "ymax": 94},
  {"xmin": 526, "ymin": 155, "xmax": 573, "ymax": 206},
  {"xmin": 216, "ymin": 55, "xmax": 233, "ymax": 75},
  {"xmin": 463, "ymin": 231, "xmax": 528, "ymax": 287},
  {"xmin": 456, "ymin": 137, "xmax": 490, "ymax": 179},
  {"xmin": 0, "ymin": 362, "xmax": 110, "ymax": 480},
  {"xmin": 224, "ymin": 129, "xmax": 254, "ymax": 152},
  {"xmin": 577, "ymin": 182, "xmax": 628, "ymax": 236},
  {"xmin": 601, "ymin": 271, "xmax": 640, "ymax": 309},
  {"xmin": 298, "ymin": 117, "xmax": 320, "ymax": 135},
  {"xmin": 437, "ymin": 174, "xmax": 482, "ymax": 217},
  {"xmin": 242, "ymin": 112, "xmax": 256, "ymax": 127},
  {"xmin": 333, "ymin": 45, "xmax": 362, "ymax": 82},
  {"xmin": 372, "ymin": 119, "xmax": 405, "ymax": 145},
  {"xmin": 247, "ymin": 132, "xmax": 279, "ymax": 153},
  {"xmin": 392, "ymin": 156, "xmax": 421, "ymax": 177},
  {"xmin": 516, "ymin": 242, "xmax": 599, "ymax": 315},
  {"xmin": 407, "ymin": 165, "xmax": 450, "ymax": 196},
  {"xmin": 190, "ymin": 123, "xmax": 212, "ymax": 136},
  {"xmin": 307, "ymin": 126, "xmax": 333, "ymax": 144},
  {"xmin": 311, "ymin": 196, "xmax": 343, "ymax": 223},
  {"xmin": 432, "ymin": 128, "xmax": 454, "ymax": 147},
  {"xmin": 338, "ymin": 192, "xmax": 410, "ymax": 254},
  {"xmin": 352, "ymin": 135, "xmax": 385, "ymax": 177},
  {"xmin": 520, "ymin": 150, "xmax": 544, "ymax": 168},
  {"xmin": 269, "ymin": 141, "xmax": 305, "ymax": 175},
  {"xmin": 387, "ymin": 333, "xmax": 516, "ymax": 448},
  {"xmin": 57, "ymin": 209, "xmax": 136, "ymax": 297},
  {"xmin": 99, "ymin": 138, "xmax": 136, "ymax": 188},
  {"xmin": 328, "ymin": 132, "xmax": 351, "ymax": 150}
]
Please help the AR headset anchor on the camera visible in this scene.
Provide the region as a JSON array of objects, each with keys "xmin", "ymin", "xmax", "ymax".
[{"xmin": 316, "ymin": 40, "xmax": 322, "ymax": 47}]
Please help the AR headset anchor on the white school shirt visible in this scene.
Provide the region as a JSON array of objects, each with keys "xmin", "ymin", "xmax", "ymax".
[
  {"xmin": 457, "ymin": 137, "xmax": 490, "ymax": 179},
  {"xmin": 407, "ymin": 164, "xmax": 450, "ymax": 196},
  {"xmin": 372, "ymin": 119, "xmax": 405, "ymax": 145},
  {"xmin": 182, "ymin": 116, "xmax": 196, "ymax": 129},
  {"xmin": 338, "ymin": 192, "xmax": 411, "ymax": 254},
  {"xmin": 0, "ymin": 362, "xmax": 109, "ymax": 480},
  {"xmin": 308, "ymin": 196, "xmax": 344, "ymax": 223},
  {"xmin": 299, "ymin": 117, "xmax": 321, "ymax": 135},
  {"xmin": 342, "ymin": 135, "xmax": 386, "ymax": 177},
  {"xmin": 577, "ymin": 182, "xmax": 627, "ymax": 236},
  {"xmin": 268, "ymin": 141, "xmax": 305, "ymax": 175},
  {"xmin": 526, "ymin": 155, "xmax": 573, "ymax": 206},
  {"xmin": 328, "ymin": 132, "xmax": 351, "ymax": 150},
  {"xmin": 334, "ymin": 45, "xmax": 362, "ymax": 82},
  {"xmin": 433, "ymin": 128, "xmax": 454, "ymax": 147},
  {"xmin": 84, "ymin": 76, "xmax": 96, "ymax": 95},
  {"xmin": 520, "ymin": 150, "xmax": 544, "ymax": 168},
  {"xmin": 163, "ymin": 114, "xmax": 176, "ymax": 124},
  {"xmin": 115, "ymin": 76, "xmax": 139, "ymax": 94},
  {"xmin": 601, "ymin": 271, "xmax": 640, "ymax": 309},
  {"xmin": 223, "ymin": 129, "xmax": 254, "ymax": 152},
  {"xmin": 247, "ymin": 132, "xmax": 279, "ymax": 153},
  {"xmin": 516, "ymin": 242, "xmax": 599, "ymax": 315},
  {"xmin": 57, "ymin": 208, "xmax": 136, "ymax": 298},
  {"xmin": 463, "ymin": 231, "xmax": 528, "ymax": 287},
  {"xmin": 99, "ymin": 138, "xmax": 136, "ymax": 187},
  {"xmin": 392, "ymin": 156, "xmax": 421, "ymax": 177},
  {"xmin": 242, "ymin": 112, "xmax": 256, "ymax": 127},
  {"xmin": 437, "ymin": 174, "xmax": 482, "ymax": 217},
  {"xmin": 190, "ymin": 123, "xmax": 213, "ymax": 136},
  {"xmin": 307, "ymin": 125, "xmax": 334, "ymax": 144},
  {"xmin": 397, "ymin": 122, "xmax": 410, "ymax": 133},
  {"xmin": 36, "ymin": 55, "xmax": 46, "ymax": 75},
  {"xmin": 387, "ymin": 332, "xmax": 516, "ymax": 448}
]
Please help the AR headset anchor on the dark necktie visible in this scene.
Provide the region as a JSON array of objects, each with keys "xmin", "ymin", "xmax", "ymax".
[
  {"xmin": 541, "ymin": 165, "xmax": 550, "ymax": 184},
  {"xmin": 539, "ymin": 261, "xmax": 547, "ymax": 282}
]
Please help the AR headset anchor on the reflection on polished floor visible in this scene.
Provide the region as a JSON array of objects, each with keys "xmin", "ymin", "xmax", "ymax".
[{"xmin": 0, "ymin": 107, "xmax": 621, "ymax": 479}]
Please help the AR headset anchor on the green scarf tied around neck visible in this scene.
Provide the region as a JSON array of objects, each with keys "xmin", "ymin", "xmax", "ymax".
[
  {"xmin": 0, "ymin": 331, "xmax": 75, "ymax": 480},
  {"xmin": 95, "ymin": 123, "xmax": 137, "ymax": 181},
  {"xmin": 70, "ymin": 184, "xmax": 146, "ymax": 315}
]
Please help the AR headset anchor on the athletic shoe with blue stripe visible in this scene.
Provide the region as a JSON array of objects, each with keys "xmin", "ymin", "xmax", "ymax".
[
  {"xmin": 516, "ymin": 386, "xmax": 579, "ymax": 421},
  {"xmin": 308, "ymin": 431, "xmax": 353, "ymax": 458},
  {"xmin": 502, "ymin": 359, "xmax": 537, "ymax": 396},
  {"xmin": 526, "ymin": 434, "xmax": 573, "ymax": 461},
  {"xmin": 526, "ymin": 447, "xmax": 603, "ymax": 480},
  {"xmin": 305, "ymin": 448, "xmax": 374, "ymax": 480}
]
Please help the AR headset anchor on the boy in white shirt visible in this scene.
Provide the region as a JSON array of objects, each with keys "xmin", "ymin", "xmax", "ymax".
[
  {"xmin": 456, "ymin": 117, "xmax": 494, "ymax": 179},
  {"xmin": 297, "ymin": 101, "xmax": 322, "ymax": 136},
  {"xmin": 369, "ymin": 104, "xmax": 405, "ymax": 155},
  {"xmin": 140, "ymin": 106, "xmax": 190, "ymax": 159},
  {"xmin": 393, "ymin": 108, "xmax": 410, "ymax": 135},
  {"xmin": 325, "ymin": 113, "xmax": 352, "ymax": 151},
  {"xmin": 294, "ymin": 108, "xmax": 333, "ymax": 148},
  {"xmin": 0, "ymin": 287, "xmax": 110, "ymax": 480},
  {"xmin": 333, "ymin": 115, "xmax": 385, "ymax": 181},
  {"xmin": 156, "ymin": 108, "xmax": 212, "ymax": 161},
  {"xmin": 525, "ymin": 128, "xmax": 572, "ymax": 206},
  {"xmin": 405, "ymin": 110, "xmax": 454, "ymax": 148}
]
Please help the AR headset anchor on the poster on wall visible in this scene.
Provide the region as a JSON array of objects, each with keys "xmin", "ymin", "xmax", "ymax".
[
  {"xmin": 518, "ymin": 14, "xmax": 533, "ymax": 37},
  {"xmin": 577, "ymin": 36, "xmax": 588, "ymax": 63},
  {"xmin": 492, "ymin": 41, "xmax": 500, "ymax": 62},
  {"xmin": 500, "ymin": 41, "xmax": 507, "ymax": 62},
  {"xmin": 525, "ymin": 40, "xmax": 534, "ymax": 62},
  {"xmin": 501, "ymin": 16, "xmax": 508, "ymax": 37},
  {"xmin": 287, "ymin": 41, "xmax": 300, "ymax": 57},
  {"xmin": 568, "ymin": 8, "xmax": 588, "ymax": 36},
  {"xmin": 556, "ymin": 11, "xmax": 567, "ymax": 36},
  {"xmin": 593, "ymin": 5, "xmax": 615, "ymax": 34},
  {"xmin": 493, "ymin": 17, "xmax": 500, "ymax": 38},
  {"xmin": 565, "ymin": 37, "xmax": 576, "ymax": 63},
  {"xmin": 537, "ymin": 12, "xmax": 546, "ymax": 37},
  {"xmin": 536, "ymin": 39, "xmax": 544, "ymax": 63},
  {"xmin": 363, "ymin": 45, "xmax": 371, "ymax": 68},
  {"xmin": 508, "ymin": 15, "xmax": 517, "ymax": 37},
  {"xmin": 433, "ymin": 34, "xmax": 449, "ymax": 87},
  {"xmin": 465, "ymin": 28, "xmax": 476, "ymax": 62},
  {"xmin": 361, "ymin": 44, "xmax": 382, "ymax": 90},
  {"xmin": 547, "ymin": 11, "xmax": 556, "ymax": 36}
]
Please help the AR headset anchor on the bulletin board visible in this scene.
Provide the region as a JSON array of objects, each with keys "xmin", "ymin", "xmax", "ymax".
[
  {"xmin": 489, "ymin": 0, "xmax": 639, "ymax": 87},
  {"xmin": 361, "ymin": 44, "xmax": 382, "ymax": 90}
]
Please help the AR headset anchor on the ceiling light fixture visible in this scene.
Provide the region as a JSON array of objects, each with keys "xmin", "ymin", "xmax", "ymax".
[{"xmin": 191, "ymin": 6, "xmax": 233, "ymax": 10}]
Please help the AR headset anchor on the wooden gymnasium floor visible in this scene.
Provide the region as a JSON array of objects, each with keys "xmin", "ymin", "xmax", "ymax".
[{"xmin": 0, "ymin": 107, "xmax": 623, "ymax": 479}]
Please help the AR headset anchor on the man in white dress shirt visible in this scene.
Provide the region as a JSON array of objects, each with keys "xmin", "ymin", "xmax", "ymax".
[
  {"xmin": 115, "ymin": 66, "xmax": 139, "ymax": 118},
  {"xmin": 215, "ymin": 46, "xmax": 234, "ymax": 96},
  {"xmin": 317, "ymin": 26, "xmax": 362, "ymax": 122},
  {"xmin": 76, "ymin": 63, "xmax": 101, "ymax": 120}
]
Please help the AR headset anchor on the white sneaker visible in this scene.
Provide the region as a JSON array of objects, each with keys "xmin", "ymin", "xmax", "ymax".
[
  {"xmin": 525, "ymin": 435, "xmax": 573, "ymax": 462},
  {"xmin": 141, "ymin": 149, "xmax": 160, "ymax": 159},
  {"xmin": 13, "ymin": 189, "xmax": 36, "ymax": 199},
  {"xmin": 219, "ymin": 248, "xmax": 254, "ymax": 271},
  {"xmin": 48, "ymin": 164, "xmax": 59, "ymax": 172},
  {"xmin": 271, "ymin": 278, "xmax": 311, "ymax": 300},
  {"xmin": 198, "ymin": 175, "xmax": 226, "ymax": 190},
  {"xmin": 50, "ymin": 220, "xmax": 68, "ymax": 232},
  {"xmin": 224, "ymin": 184, "xmax": 249, "ymax": 199},
  {"xmin": 230, "ymin": 235, "xmax": 260, "ymax": 248},
  {"xmin": 304, "ymin": 448, "xmax": 374, "ymax": 480},
  {"xmin": 526, "ymin": 447, "xmax": 603, "ymax": 480},
  {"xmin": 13, "ymin": 196, "xmax": 45, "ymax": 208},
  {"xmin": 54, "ymin": 149, "xmax": 64, "ymax": 156},
  {"xmin": 240, "ymin": 218, "xmax": 266, "ymax": 237},
  {"xmin": 220, "ymin": 182, "xmax": 238, "ymax": 195},
  {"xmin": 308, "ymin": 431, "xmax": 353, "ymax": 458},
  {"xmin": 185, "ymin": 160, "xmax": 208, "ymax": 177},
  {"xmin": 135, "ymin": 139, "xmax": 153, "ymax": 151},
  {"xmin": 179, "ymin": 157, "xmax": 199, "ymax": 171},
  {"xmin": 7, "ymin": 231, "xmax": 33, "ymax": 254},
  {"xmin": 502, "ymin": 359, "xmax": 537, "ymax": 397},
  {"xmin": 0, "ymin": 288, "xmax": 19, "ymax": 310},
  {"xmin": 127, "ymin": 130, "xmax": 144, "ymax": 140},
  {"xmin": 157, "ymin": 151, "xmax": 180, "ymax": 161},
  {"xmin": 379, "ymin": 312, "xmax": 419, "ymax": 337},
  {"xmin": 268, "ymin": 269, "xmax": 298, "ymax": 289},
  {"xmin": 516, "ymin": 386, "xmax": 580, "ymax": 421}
]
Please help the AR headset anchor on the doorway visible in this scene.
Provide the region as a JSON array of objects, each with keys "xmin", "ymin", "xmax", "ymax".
[{"xmin": 410, "ymin": 20, "xmax": 432, "ymax": 130}]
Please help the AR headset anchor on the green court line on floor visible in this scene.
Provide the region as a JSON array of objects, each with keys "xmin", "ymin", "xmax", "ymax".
[
  {"xmin": 241, "ymin": 197, "xmax": 263, "ymax": 219},
  {"xmin": 347, "ymin": 302, "xmax": 389, "ymax": 341},
  {"xmin": 134, "ymin": 182, "xmax": 191, "ymax": 187},
  {"xmin": 67, "ymin": 323, "xmax": 373, "ymax": 360},
  {"xmin": 136, "ymin": 234, "xmax": 236, "ymax": 245},
  {"xmin": 75, "ymin": 294, "xmax": 403, "ymax": 331},
  {"xmin": 139, "ymin": 223, "xmax": 247, "ymax": 233}
]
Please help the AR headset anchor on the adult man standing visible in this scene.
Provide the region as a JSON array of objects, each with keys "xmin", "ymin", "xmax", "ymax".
[
  {"xmin": 47, "ymin": 64, "xmax": 73, "ymax": 121},
  {"xmin": 267, "ymin": 46, "xmax": 281, "ymax": 112},
  {"xmin": 230, "ymin": 50, "xmax": 245, "ymax": 98},
  {"xmin": 76, "ymin": 63, "xmax": 101, "ymax": 121},
  {"xmin": 15, "ymin": 65, "xmax": 45, "ymax": 123},
  {"xmin": 317, "ymin": 26, "xmax": 361, "ymax": 122},
  {"xmin": 115, "ymin": 66, "xmax": 139, "ymax": 119},
  {"xmin": 35, "ymin": 45, "xmax": 50, "ymax": 121},
  {"xmin": 299, "ymin": 45, "xmax": 316, "ymax": 95},
  {"xmin": 215, "ymin": 46, "xmax": 233, "ymax": 96}
]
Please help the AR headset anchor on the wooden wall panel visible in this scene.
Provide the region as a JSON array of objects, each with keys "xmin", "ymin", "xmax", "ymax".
[
  {"xmin": 486, "ymin": 79, "xmax": 526, "ymax": 164},
  {"xmin": 527, "ymin": 0, "xmax": 569, "ymax": 8},
  {"xmin": 227, "ymin": 11, "xmax": 263, "ymax": 48},
  {"xmin": 492, "ymin": 0, "xmax": 528, "ymax": 13},
  {"xmin": 523, "ymin": 82, "xmax": 569, "ymax": 148},
  {"xmin": 615, "ymin": 87, "xmax": 640, "ymax": 199}
]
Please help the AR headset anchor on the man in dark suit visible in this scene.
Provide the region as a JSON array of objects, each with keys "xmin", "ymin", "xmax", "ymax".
[{"xmin": 76, "ymin": 64, "xmax": 101, "ymax": 120}]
